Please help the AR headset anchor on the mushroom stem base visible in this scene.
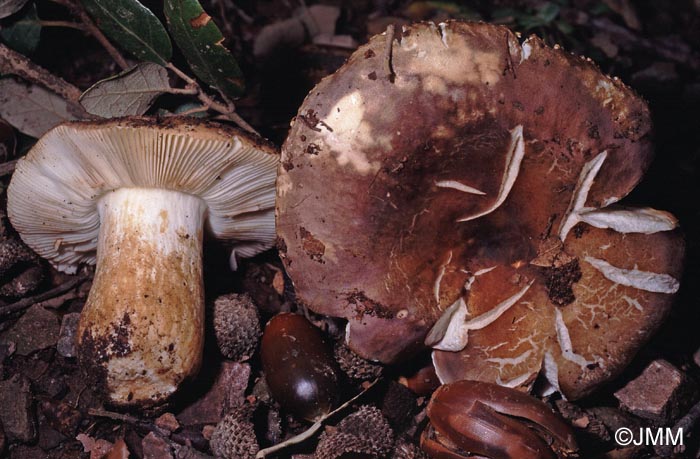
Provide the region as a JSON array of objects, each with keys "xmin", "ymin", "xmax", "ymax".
[{"xmin": 77, "ymin": 187, "xmax": 206, "ymax": 407}]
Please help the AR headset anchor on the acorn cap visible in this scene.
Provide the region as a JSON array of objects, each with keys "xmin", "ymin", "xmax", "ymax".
[
  {"xmin": 213, "ymin": 293, "xmax": 262, "ymax": 361},
  {"xmin": 210, "ymin": 410, "xmax": 259, "ymax": 459},
  {"xmin": 277, "ymin": 21, "xmax": 684, "ymax": 400},
  {"xmin": 334, "ymin": 339, "xmax": 383, "ymax": 382},
  {"xmin": 315, "ymin": 405, "xmax": 394, "ymax": 459}
]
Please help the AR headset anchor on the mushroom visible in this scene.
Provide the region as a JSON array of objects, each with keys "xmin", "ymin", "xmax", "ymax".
[
  {"xmin": 276, "ymin": 21, "xmax": 684, "ymax": 399},
  {"xmin": 7, "ymin": 117, "xmax": 277, "ymax": 406}
]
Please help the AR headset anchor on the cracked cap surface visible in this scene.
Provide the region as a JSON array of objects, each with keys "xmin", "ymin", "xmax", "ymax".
[{"xmin": 277, "ymin": 21, "xmax": 684, "ymax": 399}]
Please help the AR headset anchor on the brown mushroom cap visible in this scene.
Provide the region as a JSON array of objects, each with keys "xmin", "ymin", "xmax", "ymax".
[{"xmin": 277, "ymin": 21, "xmax": 683, "ymax": 399}]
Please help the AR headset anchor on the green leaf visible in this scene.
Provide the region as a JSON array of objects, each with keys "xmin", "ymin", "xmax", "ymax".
[
  {"xmin": 555, "ymin": 19, "xmax": 574, "ymax": 35},
  {"xmin": 0, "ymin": 3, "xmax": 41, "ymax": 55},
  {"xmin": 536, "ymin": 3, "xmax": 560, "ymax": 24},
  {"xmin": 0, "ymin": 0, "xmax": 28, "ymax": 19},
  {"xmin": 80, "ymin": 0, "xmax": 172, "ymax": 65},
  {"xmin": 0, "ymin": 78, "xmax": 76, "ymax": 137},
  {"xmin": 80, "ymin": 62, "xmax": 171, "ymax": 117},
  {"xmin": 164, "ymin": 0, "xmax": 244, "ymax": 98}
]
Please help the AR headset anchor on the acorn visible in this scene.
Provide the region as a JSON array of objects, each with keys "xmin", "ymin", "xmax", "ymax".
[
  {"xmin": 334, "ymin": 339, "xmax": 383, "ymax": 382},
  {"xmin": 210, "ymin": 409, "xmax": 259, "ymax": 459},
  {"xmin": 315, "ymin": 405, "xmax": 394, "ymax": 459},
  {"xmin": 213, "ymin": 293, "xmax": 261, "ymax": 361},
  {"xmin": 261, "ymin": 313, "xmax": 341, "ymax": 421}
]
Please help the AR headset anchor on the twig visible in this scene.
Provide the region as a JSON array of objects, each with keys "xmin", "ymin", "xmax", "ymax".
[
  {"xmin": 589, "ymin": 17, "xmax": 700, "ymax": 70},
  {"xmin": 165, "ymin": 87, "xmax": 199, "ymax": 96},
  {"xmin": 37, "ymin": 20, "xmax": 87, "ymax": 31},
  {"xmin": 256, "ymin": 378, "xmax": 380, "ymax": 459},
  {"xmin": 166, "ymin": 63, "xmax": 258, "ymax": 135},
  {"xmin": 654, "ymin": 399, "xmax": 700, "ymax": 457},
  {"xmin": 88, "ymin": 408, "xmax": 141, "ymax": 424},
  {"xmin": 0, "ymin": 43, "xmax": 88, "ymax": 117},
  {"xmin": 0, "ymin": 159, "xmax": 18, "ymax": 177},
  {"xmin": 0, "ymin": 275, "xmax": 89, "ymax": 318}
]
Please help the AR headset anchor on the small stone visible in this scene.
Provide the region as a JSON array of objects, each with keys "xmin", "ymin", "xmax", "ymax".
[
  {"xmin": 693, "ymin": 346, "xmax": 700, "ymax": 369},
  {"xmin": 37, "ymin": 424, "xmax": 67, "ymax": 451},
  {"xmin": 172, "ymin": 443, "xmax": 214, "ymax": 459},
  {"xmin": 39, "ymin": 399, "xmax": 82, "ymax": 437},
  {"xmin": 77, "ymin": 434, "xmax": 114, "ymax": 459},
  {"xmin": 0, "ymin": 265, "xmax": 44, "ymax": 298},
  {"xmin": 177, "ymin": 362, "xmax": 251, "ymax": 425},
  {"xmin": 0, "ymin": 374, "xmax": 36, "ymax": 442},
  {"xmin": 142, "ymin": 432, "xmax": 174, "ymax": 459},
  {"xmin": 155, "ymin": 413, "xmax": 180, "ymax": 433},
  {"xmin": 57, "ymin": 313, "xmax": 81, "ymax": 358},
  {"xmin": 0, "ymin": 341, "xmax": 15, "ymax": 374},
  {"xmin": 106, "ymin": 438, "xmax": 130, "ymax": 459},
  {"xmin": 201, "ymin": 425, "xmax": 215, "ymax": 441},
  {"xmin": 6, "ymin": 445, "xmax": 47, "ymax": 459},
  {"xmin": 1, "ymin": 304, "xmax": 59, "ymax": 355},
  {"xmin": 614, "ymin": 359, "xmax": 698, "ymax": 422},
  {"xmin": 0, "ymin": 421, "xmax": 5, "ymax": 456}
]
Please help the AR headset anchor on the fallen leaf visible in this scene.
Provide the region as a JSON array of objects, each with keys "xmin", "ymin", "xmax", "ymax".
[
  {"xmin": 80, "ymin": 62, "xmax": 171, "ymax": 117},
  {"xmin": 0, "ymin": 78, "xmax": 76, "ymax": 137}
]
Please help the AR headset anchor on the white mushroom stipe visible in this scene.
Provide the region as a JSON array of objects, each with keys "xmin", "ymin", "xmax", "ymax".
[
  {"xmin": 578, "ymin": 206, "xmax": 678, "ymax": 234},
  {"xmin": 457, "ymin": 125, "xmax": 525, "ymax": 222},
  {"xmin": 435, "ymin": 180, "xmax": 486, "ymax": 195},
  {"xmin": 584, "ymin": 256, "xmax": 680, "ymax": 294},
  {"xmin": 87, "ymin": 188, "xmax": 206, "ymax": 404},
  {"xmin": 558, "ymin": 151, "xmax": 608, "ymax": 241}
]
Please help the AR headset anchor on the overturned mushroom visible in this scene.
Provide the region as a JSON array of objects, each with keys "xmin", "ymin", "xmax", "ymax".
[
  {"xmin": 8, "ymin": 117, "xmax": 277, "ymax": 406},
  {"xmin": 276, "ymin": 21, "xmax": 684, "ymax": 399}
]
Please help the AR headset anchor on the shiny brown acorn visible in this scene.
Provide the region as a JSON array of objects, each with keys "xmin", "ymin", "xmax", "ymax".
[
  {"xmin": 261, "ymin": 313, "xmax": 340, "ymax": 421},
  {"xmin": 421, "ymin": 381, "xmax": 578, "ymax": 459}
]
